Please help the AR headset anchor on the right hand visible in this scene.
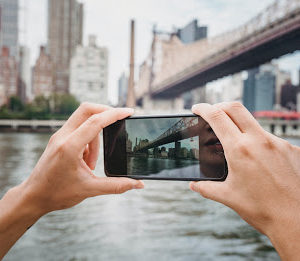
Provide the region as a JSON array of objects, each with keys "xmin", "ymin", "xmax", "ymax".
[{"xmin": 190, "ymin": 102, "xmax": 300, "ymax": 260}]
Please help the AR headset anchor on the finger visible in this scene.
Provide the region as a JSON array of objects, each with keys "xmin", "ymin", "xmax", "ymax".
[
  {"xmin": 85, "ymin": 134, "xmax": 100, "ymax": 170},
  {"xmin": 192, "ymin": 103, "xmax": 241, "ymax": 147},
  {"xmin": 190, "ymin": 181, "xmax": 231, "ymax": 206},
  {"xmin": 214, "ymin": 102, "xmax": 263, "ymax": 134},
  {"xmin": 60, "ymin": 103, "xmax": 111, "ymax": 134},
  {"xmin": 69, "ymin": 108, "xmax": 134, "ymax": 150},
  {"xmin": 87, "ymin": 177, "xmax": 144, "ymax": 197}
]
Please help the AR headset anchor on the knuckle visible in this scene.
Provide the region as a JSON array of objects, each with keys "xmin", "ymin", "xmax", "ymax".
[
  {"xmin": 55, "ymin": 138, "xmax": 73, "ymax": 155},
  {"xmin": 234, "ymin": 138, "xmax": 251, "ymax": 156},
  {"xmin": 86, "ymin": 114, "xmax": 100, "ymax": 126},
  {"xmin": 207, "ymin": 108, "xmax": 225, "ymax": 122},
  {"xmin": 57, "ymin": 142, "xmax": 68, "ymax": 154},
  {"xmin": 114, "ymin": 183, "xmax": 127, "ymax": 194},
  {"xmin": 48, "ymin": 132, "xmax": 58, "ymax": 145},
  {"xmin": 229, "ymin": 101, "xmax": 244, "ymax": 110},
  {"xmin": 260, "ymin": 134, "xmax": 276, "ymax": 150},
  {"xmin": 80, "ymin": 102, "xmax": 92, "ymax": 111},
  {"xmin": 79, "ymin": 102, "xmax": 94, "ymax": 117}
]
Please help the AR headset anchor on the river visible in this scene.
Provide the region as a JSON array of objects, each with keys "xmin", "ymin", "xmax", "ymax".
[{"xmin": 1, "ymin": 133, "xmax": 288, "ymax": 261}]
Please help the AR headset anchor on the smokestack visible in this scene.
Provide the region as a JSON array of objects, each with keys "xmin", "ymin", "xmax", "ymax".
[{"xmin": 126, "ymin": 19, "xmax": 136, "ymax": 107}]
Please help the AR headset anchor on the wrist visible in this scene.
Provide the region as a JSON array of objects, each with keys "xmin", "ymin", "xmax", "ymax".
[
  {"xmin": 0, "ymin": 181, "xmax": 47, "ymax": 232},
  {"xmin": 18, "ymin": 180, "xmax": 49, "ymax": 219},
  {"xmin": 265, "ymin": 214, "xmax": 300, "ymax": 260},
  {"xmin": 0, "ymin": 181, "xmax": 47, "ymax": 259}
]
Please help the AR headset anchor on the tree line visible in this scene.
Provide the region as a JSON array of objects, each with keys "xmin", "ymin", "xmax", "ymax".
[{"xmin": 0, "ymin": 94, "xmax": 80, "ymax": 120}]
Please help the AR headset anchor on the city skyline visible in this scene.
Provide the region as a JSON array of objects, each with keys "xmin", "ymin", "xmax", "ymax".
[
  {"xmin": 131, "ymin": 137, "xmax": 199, "ymax": 152},
  {"xmin": 23, "ymin": 0, "xmax": 300, "ymax": 105}
]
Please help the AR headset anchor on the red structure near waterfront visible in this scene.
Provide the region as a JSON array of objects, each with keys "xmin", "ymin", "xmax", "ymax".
[{"xmin": 254, "ymin": 111, "xmax": 300, "ymax": 120}]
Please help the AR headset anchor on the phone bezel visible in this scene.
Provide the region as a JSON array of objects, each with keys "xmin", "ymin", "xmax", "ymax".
[{"xmin": 103, "ymin": 113, "xmax": 227, "ymax": 181}]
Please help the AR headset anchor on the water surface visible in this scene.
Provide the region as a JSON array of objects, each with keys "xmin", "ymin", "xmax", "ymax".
[{"xmin": 0, "ymin": 133, "xmax": 282, "ymax": 261}]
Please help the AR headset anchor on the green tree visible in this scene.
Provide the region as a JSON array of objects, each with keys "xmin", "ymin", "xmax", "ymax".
[
  {"xmin": 8, "ymin": 96, "xmax": 24, "ymax": 112},
  {"xmin": 58, "ymin": 94, "xmax": 79, "ymax": 115}
]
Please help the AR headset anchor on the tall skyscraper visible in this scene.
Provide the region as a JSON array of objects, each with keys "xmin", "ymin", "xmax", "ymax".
[
  {"xmin": 47, "ymin": 0, "xmax": 83, "ymax": 93},
  {"xmin": 243, "ymin": 65, "xmax": 276, "ymax": 112},
  {"xmin": 243, "ymin": 68, "xmax": 259, "ymax": 112},
  {"xmin": 69, "ymin": 35, "xmax": 108, "ymax": 104},
  {"xmin": 177, "ymin": 19, "xmax": 207, "ymax": 44},
  {"xmin": 255, "ymin": 65, "xmax": 276, "ymax": 111},
  {"xmin": 0, "ymin": 0, "xmax": 19, "ymax": 59}
]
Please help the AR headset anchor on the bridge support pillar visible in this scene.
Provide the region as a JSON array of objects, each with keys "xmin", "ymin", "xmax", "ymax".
[
  {"xmin": 274, "ymin": 125, "xmax": 283, "ymax": 136},
  {"xmin": 286, "ymin": 125, "xmax": 294, "ymax": 137}
]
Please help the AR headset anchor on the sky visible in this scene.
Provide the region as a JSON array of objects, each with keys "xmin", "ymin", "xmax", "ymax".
[
  {"xmin": 21, "ymin": 0, "xmax": 300, "ymax": 104},
  {"xmin": 126, "ymin": 118, "xmax": 178, "ymax": 143},
  {"xmin": 126, "ymin": 118, "xmax": 198, "ymax": 150}
]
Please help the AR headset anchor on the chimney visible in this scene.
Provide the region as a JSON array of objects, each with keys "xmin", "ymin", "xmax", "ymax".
[{"xmin": 126, "ymin": 19, "xmax": 136, "ymax": 108}]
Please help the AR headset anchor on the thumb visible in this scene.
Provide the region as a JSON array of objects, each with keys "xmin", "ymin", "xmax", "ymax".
[
  {"xmin": 87, "ymin": 177, "xmax": 144, "ymax": 197},
  {"xmin": 190, "ymin": 181, "xmax": 230, "ymax": 205}
]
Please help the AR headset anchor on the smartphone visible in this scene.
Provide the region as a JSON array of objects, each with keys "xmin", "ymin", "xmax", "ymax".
[{"xmin": 103, "ymin": 114, "xmax": 227, "ymax": 181}]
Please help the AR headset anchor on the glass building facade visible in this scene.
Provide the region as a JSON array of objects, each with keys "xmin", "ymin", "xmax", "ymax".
[
  {"xmin": 177, "ymin": 19, "xmax": 207, "ymax": 44},
  {"xmin": 243, "ymin": 65, "xmax": 276, "ymax": 112},
  {"xmin": 0, "ymin": 0, "xmax": 19, "ymax": 59}
]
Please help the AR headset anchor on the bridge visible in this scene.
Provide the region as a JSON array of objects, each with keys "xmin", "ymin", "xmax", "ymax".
[
  {"xmin": 135, "ymin": 117, "xmax": 199, "ymax": 153},
  {"xmin": 137, "ymin": 0, "xmax": 300, "ymax": 100}
]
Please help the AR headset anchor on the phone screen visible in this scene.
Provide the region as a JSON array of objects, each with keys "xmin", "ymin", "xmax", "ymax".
[{"xmin": 103, "ymin": 115, "xmax": 227, "ymax": 181}]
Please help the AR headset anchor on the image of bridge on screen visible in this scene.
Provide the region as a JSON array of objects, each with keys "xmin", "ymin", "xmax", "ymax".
[{"xmin": 125, "ymin": 117, "xmax": 203, "ymax": 177}]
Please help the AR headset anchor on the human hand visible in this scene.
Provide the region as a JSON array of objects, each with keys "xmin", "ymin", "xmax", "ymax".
[
  {"xmin": 22, "ymin": 103, "xmax": 144, "ymax": 215},
  {"xmin": 190, "ymin": 102, "xmax": 300, "ymax": 260}
]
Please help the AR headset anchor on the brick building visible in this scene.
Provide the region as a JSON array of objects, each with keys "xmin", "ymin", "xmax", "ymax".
[
  {"xmin": 32, "ymin": 46, "xmax": 54, "ymax": 97},
  {"xmin": 0, "ymin": 47, "xmax": 18, "ymax": 105}
]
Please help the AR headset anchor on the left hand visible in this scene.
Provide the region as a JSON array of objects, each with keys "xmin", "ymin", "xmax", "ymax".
[{"xmin": 21, "ymin": 103, "xmax": 144, "ymax": 214}]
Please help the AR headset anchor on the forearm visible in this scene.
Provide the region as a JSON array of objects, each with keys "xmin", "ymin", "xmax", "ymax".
[{"xmin": 0, "ymin": 182, "xmax": 44, "ymax": 259}]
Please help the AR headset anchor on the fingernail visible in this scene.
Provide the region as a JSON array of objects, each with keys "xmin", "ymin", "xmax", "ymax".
[{"xmin": 133, "ymin": 181, "xmax": 144, "ymax": 189}]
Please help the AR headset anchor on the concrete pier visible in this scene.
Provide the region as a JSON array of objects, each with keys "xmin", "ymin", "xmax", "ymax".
[
  {"xmin": 258, "ymin": 119, "xmax": 300, "ymax": 138},
  {"xmin": 1, "ymin": 118, "xmax": 300, "ymax": 138},
  {"xmin": 0, "ymin": 119, "xmax": 65, "ymax": 133}
]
